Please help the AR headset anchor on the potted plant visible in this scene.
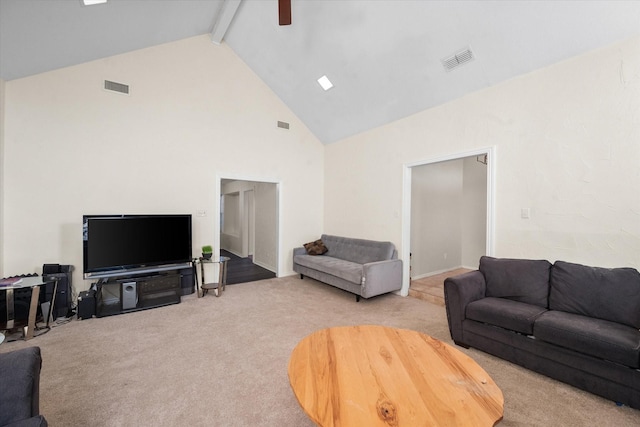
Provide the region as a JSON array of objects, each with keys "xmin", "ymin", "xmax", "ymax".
[{"xmin": 201, "ymin": 245, "xmax": 213, "ymax": 260}]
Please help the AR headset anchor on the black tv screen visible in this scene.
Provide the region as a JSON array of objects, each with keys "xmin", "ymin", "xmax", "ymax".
[{"xmin": 83, "ymin": 215, "xmax": 192, "ymax": 277}]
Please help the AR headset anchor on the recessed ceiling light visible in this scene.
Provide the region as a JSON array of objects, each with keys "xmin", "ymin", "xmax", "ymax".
[
  {"xmin": 317, "ymin": 75, "xmax": 333, "ymax": 91},
  {"xmin": 83, "ymin": 0, "xmax": 108, "ymax": 5}
]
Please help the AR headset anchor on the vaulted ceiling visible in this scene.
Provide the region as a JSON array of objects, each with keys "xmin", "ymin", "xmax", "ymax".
[{"xmin": 1, "ymin": 0, "xmax": 639, "ymax": 143}]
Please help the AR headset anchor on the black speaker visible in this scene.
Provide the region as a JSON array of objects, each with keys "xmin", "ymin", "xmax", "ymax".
[
  {"xmin": 180, "ymin": 267, "xmax": 195, "ymax": 295},
  {"xmin": 77, "ymin": 289, "xmax": 96, "ymax": 320},
  {"xmin": 121, "ymin": 282, "xmax": 138, "ymax": 310},
  {"xmin": 43, "ymin": 264, "xmax": 61, "ymax": 275},
  {"xmin": 42, "ymin": 264, "xmax": 74, "ymax": 319}
]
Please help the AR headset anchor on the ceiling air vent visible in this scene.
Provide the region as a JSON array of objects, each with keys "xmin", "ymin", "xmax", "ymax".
[
  {"xmin": 104, "ymin": 80, "xmax": 129, "ymax": 95},
  {"xmin": 277, "ymin": 120, "xmax": 290, "ymax": 130},
  {"xmin": 442, "ymin": 47, "xmax": 474, "ymax": 72}
]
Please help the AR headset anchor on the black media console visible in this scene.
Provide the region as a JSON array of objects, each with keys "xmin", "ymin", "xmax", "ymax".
[{"xmin": 95, "ymin": 269, "xmax": 188, "ymax": 318}]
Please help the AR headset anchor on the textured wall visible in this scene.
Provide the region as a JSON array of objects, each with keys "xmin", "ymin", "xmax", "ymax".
[
  {"xmin": 3, "ymin": 36, "xmax": 324, "ymax": 289},
  {"xmin": 410, "ymin": 160, "xmax": 464, "ymax": 276},
  {"xmin": 461, "ymin": 156, "xmax": 487, "ymax": 267},
  {"xmin": 326, "ymin": 36, "xmax": 640, "ymax": 271},
  {"xmin": 0, "ymin": 77, "xmax": 4, "ymax": 277}
]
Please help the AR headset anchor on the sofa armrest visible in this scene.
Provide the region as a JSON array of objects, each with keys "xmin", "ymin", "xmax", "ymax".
[
  {"xmin": 293, "ymin": 247, "xmax": 307, "ymax": 270},
  {"xmin": 444, "ymin": 270, "xmax": 486, "ymax": 346},
  {"xmin": 0, "ymin": 347, "xmax": 43, "ymax": 426},
  {"xmin": 362, "ymin": 259, "xmax": 403, "ymax": 298}
]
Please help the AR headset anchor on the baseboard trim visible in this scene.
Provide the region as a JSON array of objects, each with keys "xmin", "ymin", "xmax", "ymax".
[
  {"xmin": 412, "ymin": 266, "xmax": 465, "ymax": 281},
  {"xmin": 253, "ymin": 259, "xmax": 276, "ymax": 274}
]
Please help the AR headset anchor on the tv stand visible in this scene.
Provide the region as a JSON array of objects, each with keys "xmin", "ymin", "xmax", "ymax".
[{"xmin": 95, "ymin": 270, "xmax": 182, "ymax": 317}]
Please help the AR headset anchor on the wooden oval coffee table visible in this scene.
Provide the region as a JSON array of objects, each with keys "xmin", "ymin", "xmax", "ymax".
[{"xmin": 288, "ymin": 325, "xmax": 503, "ymax": 426}]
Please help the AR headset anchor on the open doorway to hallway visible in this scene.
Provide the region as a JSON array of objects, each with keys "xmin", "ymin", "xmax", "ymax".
[
  {"xmin": 402, "ymin": 148, "xmax": 495, "ymax": 304},
  {"xmin": 219, "ymin": 179, "xmax": 278, "ymax": 284}
]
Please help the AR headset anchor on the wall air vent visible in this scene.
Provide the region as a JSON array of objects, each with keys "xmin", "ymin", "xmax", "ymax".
[
  {"xmin": 104, "ymin": 80, "xmax": 129, "ymax": 95},
  {"xmin": 442, "ymin": 47, "xmax": 474, "ymax": 72},
  {"xmin": 277, "ymin": 120, "xmax": 290, "ymax": 130}
]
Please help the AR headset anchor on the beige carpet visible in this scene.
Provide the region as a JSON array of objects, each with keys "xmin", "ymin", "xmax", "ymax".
[{"xmin": 1, "ymin": 276, "xmax": 639, "ymax": 426}]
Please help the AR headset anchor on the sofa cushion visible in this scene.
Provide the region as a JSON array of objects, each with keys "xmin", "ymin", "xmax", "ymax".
[
  {"xmin": 321, "ymin": 234, "xmax": 395, "ymax": 264},
  {"xmin": 534, "ymin": 310, "xmax": 640, "ymax": 368},
  {"xmin": 479, "ymin": 256, "xmax": 551, "ymax": 307},
  {"xmin": 466, "ymin": 297, "xmax": 548, "ymax": 335},
  {"xmin": 294, "ymin": 254, "xmax": 362, "ymax": 284},
  {"xmin": 549, "ymin": 261, "xmax": 640, "ymax": 329}
]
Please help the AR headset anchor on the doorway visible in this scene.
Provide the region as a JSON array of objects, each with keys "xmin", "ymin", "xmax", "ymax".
[
  {"xmin": 401, "ymin": 147, "xmax": 495, "ymax": 297},
  {"xmin": 218, "ymin": 178, "xmax": 279, "ymax": 284}
]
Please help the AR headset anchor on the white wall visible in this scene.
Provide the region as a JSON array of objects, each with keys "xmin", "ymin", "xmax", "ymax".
[
  {"xmin": 2, "ymin": 35, "xmax": 324, "ymax": 292},
  {"xmin": 221, "ymin": 191, "xmax": 241, "ymax": 254},
  {"xmin": 326, "ymin": 36, "xmax": 640, "ymax": 270},
  {"xmin": 410, "ymin": 160, "xmax": 464, "ymax": 276},
  {"xmin": 254, "ymin": 182, "xmax": 277, "ymax": 271},
  {"xmin": 0, "ymin": 77, "xmax": 4, "ymax": 277},
  {"xmin": 461, "ymin": 156, "xmax": 487, "ymax": 267},
  {"xmin": 4, "ymin": 34, "xmax": 638, "ymax": 298}
]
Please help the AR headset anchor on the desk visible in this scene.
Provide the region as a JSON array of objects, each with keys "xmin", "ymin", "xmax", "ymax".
[
  {"xmin": 194, "ymin": 256, "xmax": 230, "ymax": 297},
  {"xmin": 1, "ymin": 276, "xmax": 57, "ymax": 340},
  {"xmin": 288, "ymin": 325, "xmax": 504, "ymax": 426}
]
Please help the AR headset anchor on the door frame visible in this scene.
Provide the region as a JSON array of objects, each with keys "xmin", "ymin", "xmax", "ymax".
[
  {"xmin": 215, "ymin": 173, "xmax": 281, "ymax": 277},
  {"xmin": 400, "ymin": 146, "xmax": 496, "ymax": 296}
]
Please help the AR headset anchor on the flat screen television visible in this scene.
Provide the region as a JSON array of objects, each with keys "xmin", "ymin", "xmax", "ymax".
[{"xmin": 83, "ymin": 214, "xmax": 192, "ymax": 279}]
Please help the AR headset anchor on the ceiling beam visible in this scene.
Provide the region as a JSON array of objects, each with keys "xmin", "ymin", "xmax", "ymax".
[{"xmin": 210, "ymin": 0, "xmax": 242, "ymax": 45}]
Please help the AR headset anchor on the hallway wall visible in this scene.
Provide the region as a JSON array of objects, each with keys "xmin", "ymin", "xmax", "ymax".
[
  {"xmin": 410, "ymin": 156, "xmax": 486, "ymax": 278},
  {"xmin": 220, "ymin": 180, "xmax": 277, "ymax": 273}
]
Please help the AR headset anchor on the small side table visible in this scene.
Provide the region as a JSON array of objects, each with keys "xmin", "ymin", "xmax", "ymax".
[
  {"xmin": 1, "ymin": 276, "xmax": 58, "ymax": 340},
  {"xmin": 195, "ymin": 256, "xmax": 230, "ymax": 298}
]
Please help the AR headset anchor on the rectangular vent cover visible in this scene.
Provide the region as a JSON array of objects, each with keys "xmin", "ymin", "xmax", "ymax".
[
  {"xmin": 104, "ymin": 80, "xmax": 129, "ymax": 94},
  {"xmin": 277, "ymin": 120, "xmax": 290, "ymax": 130},
  {"xmin": 442, "ymin": 48, "xmax": 474, "ymax": 72}
]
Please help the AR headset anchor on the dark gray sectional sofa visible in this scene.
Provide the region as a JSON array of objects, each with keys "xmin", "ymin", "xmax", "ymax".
[
  {"xmin": 444, "ymin": 256, "xmax": 640, "ymax": 409},
  {"xmin": 293, "ymin": 234, "xmax": 402, "ymax": 301}
]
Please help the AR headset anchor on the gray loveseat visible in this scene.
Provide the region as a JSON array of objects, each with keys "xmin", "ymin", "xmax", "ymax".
[
  {"xmin": 0, "ymin": 346, "xmax": 48, "ymax": 427},
  {"xmin": 444, "ymin": 256, "xmax": 640, "ymax": 409},
  {"xmin": 293, "ymin": 234, "xmax": 402, "ymax": 301}
]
